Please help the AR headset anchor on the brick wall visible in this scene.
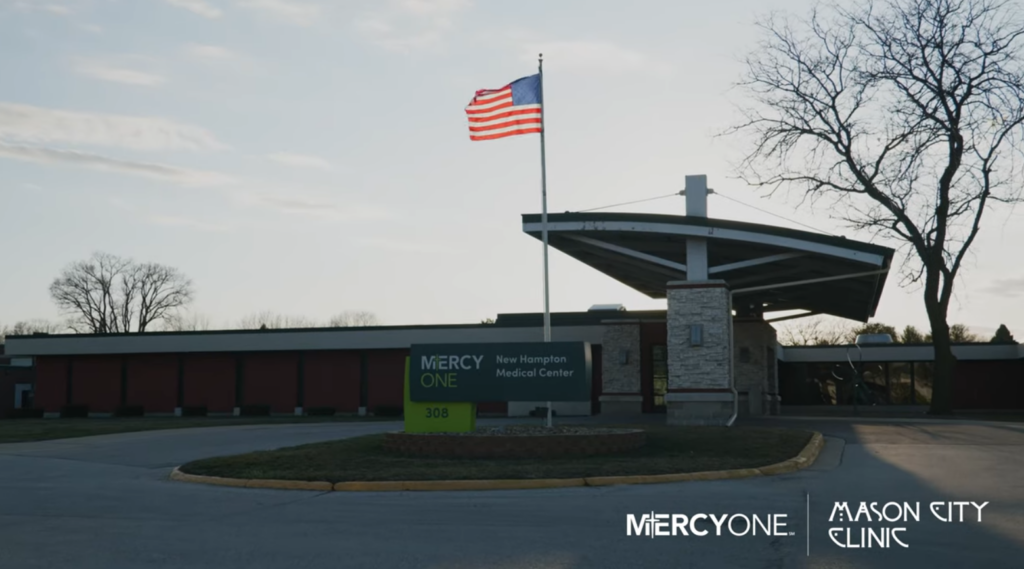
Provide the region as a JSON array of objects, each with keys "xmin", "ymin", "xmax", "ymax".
[
  {"xmin": 667, "ymin": 282, "xmax": 732, "ymax": 390},
  {"xmin": 126, "ymin": 354, "xmax": 178, "ymax": 413},
  {"xmin": 601, "ymin": 322, "xmax": 641, "ymax": 394}
]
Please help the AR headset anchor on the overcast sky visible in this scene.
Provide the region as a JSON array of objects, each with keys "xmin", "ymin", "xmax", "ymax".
[{"xmin": 1, "ymin": 0, "xmax": 1021, "ymax": 337}]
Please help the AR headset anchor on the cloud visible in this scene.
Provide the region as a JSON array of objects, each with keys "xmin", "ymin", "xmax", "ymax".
[
  {"xmin": 78, "ymin": 23, "xmax": 102, "ymax": 33},
  {"xmin": 148, "ymin": 214, "xmax": 231, "ymax": 232},
  {"xmin": 359, "ymin": 237, "xmax": 454, "ymax": 254},
  {"xmin": 3, "ymin": 2, "xmax": 70, "ymax": 15},
  {"xmin": 355, "ymin": 0, "xmax": 471, "ymax": 52},
  {"xmin": 184, "ymin": 44, "xmax": 235, "ymax": 60},
  {"xmin": 236, "ymin": 0, "xmax": 320, "ymax": 26},
  {"xmin": 165, "ymin": 0, "xmax": 222, "ymax": 18},
  {"xmin": 267, "ymin": 152, "xmax": 331, "ymax": 170},
  {"xmin": 234, "ymin": 192, "xmax": 394, "ymax": 221},
  {"xmin": 0, "ymin": 102, "xmax": 227, "ymax": 151},
  {"xmin": 0, "ymin": 142, "xmax": 235, "ymax": 187},
  {"xmin": 986, "ymin": 276, "xmax": 1024, "ymax": 297},
  {"xmin": 75, "ymin": 60, "xmax": 166, "ymax": 86},
  {"xmin": 108, "ymin": 198, "xmax": 230, "ymax": 232},
  {"xmin": 518, "ymin": 40, "xmax": 673, "ymax": 76}
]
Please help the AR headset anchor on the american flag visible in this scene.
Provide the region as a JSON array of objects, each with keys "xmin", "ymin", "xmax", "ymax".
[{"xmin": 465, "ymin": 74, "xmax": 542, "ymax": 141}]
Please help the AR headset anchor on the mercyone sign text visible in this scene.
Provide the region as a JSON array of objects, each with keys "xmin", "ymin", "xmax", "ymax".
[{"xmin": 408, "ymin": 342, "xmax": 592, "ymax": 402}]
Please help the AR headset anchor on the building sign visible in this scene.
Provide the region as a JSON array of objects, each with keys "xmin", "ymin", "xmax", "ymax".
[
  {"xmin": 408, "ymin": 342, "xmax": 592, "ymax": 402},
  {"xmin": 402, "ymin": 358, "xmax": 476, "ymax": 433}
]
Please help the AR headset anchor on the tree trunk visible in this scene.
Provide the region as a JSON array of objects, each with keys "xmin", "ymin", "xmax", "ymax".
[{"xmin": 927, "ymin": 311, "xmax": 956, "ymax": 415}]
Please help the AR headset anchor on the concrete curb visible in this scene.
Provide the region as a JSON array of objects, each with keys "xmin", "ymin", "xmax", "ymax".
[{"xmin": 169, "ymin": 431, "xmax": 824, "ymax": 492}]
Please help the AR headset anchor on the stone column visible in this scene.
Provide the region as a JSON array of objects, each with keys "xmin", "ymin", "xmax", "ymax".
[
  {"xmin": 599, "ymin": 320, "xmax": 643, "ymax": 415},
  {"xmin": 665, "ymin": 280, "xmax": 735, "ymax": 425},
  {"xmin": 767, "ymin": 344, "xmax": 780, "ymax": 415},
  {"xmin": 733, "ymin": 317, "xmax": 778, "ymax": 417}
]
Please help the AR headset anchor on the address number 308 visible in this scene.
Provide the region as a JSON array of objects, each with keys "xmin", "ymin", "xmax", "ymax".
[{"xmin": 425, "ymin": 407, "xmax": 449, "ymax": 419}]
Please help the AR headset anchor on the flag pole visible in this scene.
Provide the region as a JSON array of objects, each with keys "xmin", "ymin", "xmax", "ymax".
[{"xmin": 539, "ymin": 53, "xmax": 553, "ymax": 428}]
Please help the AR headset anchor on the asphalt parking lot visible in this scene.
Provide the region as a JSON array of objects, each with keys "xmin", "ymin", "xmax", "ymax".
[{"xmin": 1, "ymin": 416, "xmax": 1022, "ymax": 569}]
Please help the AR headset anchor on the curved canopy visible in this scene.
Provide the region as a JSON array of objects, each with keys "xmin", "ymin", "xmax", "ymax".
[{"xmin": 522, "ymin": 212, "xmax": 895, "ymax": 322}]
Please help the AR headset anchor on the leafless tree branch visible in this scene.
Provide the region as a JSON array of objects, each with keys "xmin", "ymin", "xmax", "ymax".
[{"xmin": 729, "ymin": 0, "xmax": 1024, "ymax": 413}]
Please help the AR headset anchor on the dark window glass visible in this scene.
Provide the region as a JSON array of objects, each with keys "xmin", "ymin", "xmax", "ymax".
[
  {"xmin": 652, "ymin": 345, "xmax": 668, "ymax": 408},
  {"xmin": 889, "ymin": 362, "xmax": 913, "ymax": 405},
  {"xmin": 860, "ymin": 362, "xmax": 887, "ymax": 405},
  {"xmin": 806, "ymin": 362, "xmax": 850, "ymax": 405},
  {"xmin": 914, "ymin": 362, "xmax": 934, "ymax": 404}
]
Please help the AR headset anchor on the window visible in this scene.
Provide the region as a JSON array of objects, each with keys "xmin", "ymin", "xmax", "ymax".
[
  {"xmin": 889, "ymin": 362, "xmax": 913, "ymax": 405},
  {"xmin": 914, "ymin": 362, "xmax": 934, "ymax": 404},
  {"xmin": 652, "ymin": 345, "xmax": 668, "ymax": 408},
  {"xmin": 861, "ymin": 362, "xmax": 887, "ymax": 405}
]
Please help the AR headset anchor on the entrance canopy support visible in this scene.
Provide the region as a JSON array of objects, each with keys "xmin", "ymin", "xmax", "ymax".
[{"xmin": 684, "ymin": 175, "xmax": 709, "ymax": 281}]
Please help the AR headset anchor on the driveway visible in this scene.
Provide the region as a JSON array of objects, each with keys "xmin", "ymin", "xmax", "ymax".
[{"xmin": 0, "ymin": 417, "xmax": 1022, "ymax": 569}]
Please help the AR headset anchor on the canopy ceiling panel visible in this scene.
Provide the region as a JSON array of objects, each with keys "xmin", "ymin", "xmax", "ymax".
[{"xmin": 522, "ymin": 212, "xmax": 895, "ymax": 322}]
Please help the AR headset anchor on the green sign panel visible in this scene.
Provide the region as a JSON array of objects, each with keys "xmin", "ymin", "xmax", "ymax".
[
  {"xmin": 402, "ymin": 357, "xmax": 476, "ymax": 433},
  {"xmin": 408, "ymin": 342, "xmax": 592, "ymax": 403}
]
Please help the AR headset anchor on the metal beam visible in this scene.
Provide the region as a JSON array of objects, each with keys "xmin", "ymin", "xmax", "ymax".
[
  {"xmin": 564, "ymin": 235, "xmax": 688, "ymax": 274},
  {"xmin": 709, "ymin": 252, "xmax": 806, "ymax": 275},
  {"xmin": 728, "ymin": 268, "xmax": 808, "ymax": 288},
  {"xmin": 732, "ymin": 269, "xmax": 890, "ymax": 295},
  {"xmin": 577, "ymin": 248, "xmax": 686, "ymax": 281},
  {"xmin": 766, "ymin": 311, "xmax": 821, "ymax": 323}
]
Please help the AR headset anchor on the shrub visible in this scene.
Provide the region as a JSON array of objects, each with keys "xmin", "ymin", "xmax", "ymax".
[
  {"xmin": 373, "ymin": 405, "xmax": 403, "ymax": 417},
  {"xmin": 304, "ymin": 406, "xmax": 336, "ymax": 416},
  {"xmin": 113, "ymin": 405, "xmax": 145, "ymax": 417},
  {"xmin": 239, "ymin": 404, "xmax": 271, "ymax": 417},
  {"xmin": 181, "ymin": 405, "xmax": 208, "ymax": 417},
  {"xmin": 7, "ymin": 408, "xmax": 45, "ymax": 419},
  {"xmin": 60, "ymin": 405, "xmax": 89, "ymax": 418}
]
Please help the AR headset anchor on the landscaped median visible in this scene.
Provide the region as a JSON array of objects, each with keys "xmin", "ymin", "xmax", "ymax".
[{"xmin": 170, "ymin": 426, "xmax": 825, "ymax": 492}]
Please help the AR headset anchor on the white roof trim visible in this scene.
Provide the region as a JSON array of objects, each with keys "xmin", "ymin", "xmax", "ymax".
[
  {"xmin": 3, "ymin": 326, "xmax": 606, "ymax": 357},
  {"xmin": 523, "ymin": 220, "xmax": 887, "ymax": 266}
]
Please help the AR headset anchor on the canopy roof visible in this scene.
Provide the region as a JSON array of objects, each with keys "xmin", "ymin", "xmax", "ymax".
[{"xmin": 522, "ymin": 212, "xmax": 895, "ymax": 322}]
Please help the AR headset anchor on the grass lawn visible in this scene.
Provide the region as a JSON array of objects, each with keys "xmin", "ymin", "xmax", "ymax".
[
  {"xmin": 0, "ymin": 416, "xmax": 397, "ymax": 444},
  {"xmin": 179, "ymin": 425, "xmax": 814, "ymax": 482}
]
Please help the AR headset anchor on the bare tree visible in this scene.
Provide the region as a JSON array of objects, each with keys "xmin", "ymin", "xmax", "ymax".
[
  {"xmin": 949, "ymin": 323, "xmax": 981, "ymax": 342},
  {"xmin": 49, "ymin": 252, "xmax": 194, "ymax": 333},
  {"xmin": 236, "ymin": 311, "xmax": 320, "ymax": 330},
  {"xmin": 161, "ymin": 312, "xmax": 212, "ymax": 332},
  {"xmin": 730, "ymin": 0, "xmax": 1024, "ymax": 414},
  {"xmin": 328, "ymin": 311, "xmax": 381, "ymax": 327},
  {"xmin": 0, "ymin": 319, "xmax": 65, "ymax": 343},
  {"xmin": 848, "ymin": 322, "xmax": 900, "ymax": 342},
  {"xmin": 900, "ymin": 324, "xmax": 928, "ymax": 343},
  {"xmin": 776, "ymin": 316, "xmax": 855, "ymax": 345},
  {"xmin": 131, "ymin": 262, "xmax": 194, "ymax": 332}
]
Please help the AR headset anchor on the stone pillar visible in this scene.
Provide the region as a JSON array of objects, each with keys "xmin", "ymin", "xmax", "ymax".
[
  {"xmin": 765, "ymin": 341, "xmax": 778, "ymax": 413},
  {"xmin": 665, "ymin": 280, "xmax": 735, "ymax": 425},
  {"xmin": 599, "ymin": 320, "xmax": 643, "ymax": 415},
  {"xmin": 733, "ymin": 317, "xmax": 779, "ymax": 417}
]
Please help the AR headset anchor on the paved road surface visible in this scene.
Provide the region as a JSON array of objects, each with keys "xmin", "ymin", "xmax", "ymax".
[{"xmin": 1, "ymin": 417, "xmax": 1022, "ymax": 569}]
